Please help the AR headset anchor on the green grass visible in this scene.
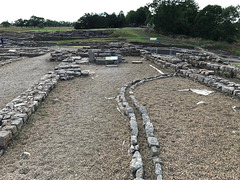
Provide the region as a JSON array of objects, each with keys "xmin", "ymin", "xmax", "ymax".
[
  {"xmin": 1, "ymin": 25, "xmax": 239, "ymax": 55},
  {"xmin": 0, "ymin": 25, "xmax": 74, "ymax": 32}
]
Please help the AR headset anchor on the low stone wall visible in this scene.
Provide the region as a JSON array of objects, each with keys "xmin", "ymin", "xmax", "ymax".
[
  {"xmin": 0, "ymin": 50, "xmax": 89, "ymax": 154},
  {"xmin": 141, "ymin": 50, "xmax": 240, "ymax": 99},
  {"xmin": 0, "ymin": 72, "xmax": 59, "ymax": 151},
  {"xmin": 117, "ymin": 74, "xmax": 173, "ymax": 180},
  {"xmin": 0, "ymin": 48, "xmax": 50, "ymax": 67}
]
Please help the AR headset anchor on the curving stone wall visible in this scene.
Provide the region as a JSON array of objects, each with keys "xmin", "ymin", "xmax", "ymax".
[{"xmin": 117, "ymin": 74, "xmax": 173, "ymax": 180}]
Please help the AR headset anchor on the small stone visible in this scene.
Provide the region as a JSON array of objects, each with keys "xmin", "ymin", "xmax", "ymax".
[
  {"xmin": 145, "ymin": 122, "xmax": 154, "ymax": 137},
  {"xmin": 21, "ymin": 152, "xmax": 31, "ymax": 159},
  {"xmin": 11, "ymin": 118, "xmax": 23, "ymax": 131},
  {"xmin": 0, "ymin": 130, "xmax": 12, "ymax": 147},
  {"xmin": 136, "ymin": 167, "xmax": 144, "ymax": 178},
  {"xmin": 148, "ymin": 137, "xmax": 160, "ymax": 148},
  {"xmin": 155, "ymin": 163, "xmax": 162, "ymax": 175},
  {"xmin": 81, "ymin": 70, "xmax": 90, "ymax": 76},
  {"xmin": 131, "ymin": 136, "xmax": 138, "ymax": 146},
  {"xmin": 52, "ymin": 98, "xmax": 60, "ymax": 104},
  {"xmin": 151, "ymin": 146, "xmax": 159, "ymax": 157},
  {"xmin": 130, "ymin": 151, "xmax": 143, "ymax": 173}
]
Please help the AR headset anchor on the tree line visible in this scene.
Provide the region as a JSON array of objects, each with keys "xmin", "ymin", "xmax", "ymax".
[
  {"xmin": 74, "ymin": 0, "xmax": 239, "ymax": 43},
  {"xmin": 1, "ymin": 16, "xmax": 73, "ymax": 28},
  {"xmin": 1, "ymin": 0, "xmax": 239, "ymax": 43}
]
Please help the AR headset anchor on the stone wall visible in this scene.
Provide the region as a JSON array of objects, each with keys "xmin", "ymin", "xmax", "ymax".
[{"xmin": 141, "ymin": 49, "xmax": 240, "ymax": 99}]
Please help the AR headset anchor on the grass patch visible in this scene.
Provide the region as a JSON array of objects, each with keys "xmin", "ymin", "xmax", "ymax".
[{"xmin": 0, "ymin": 25, "xmax": 74, "ymax": 32}]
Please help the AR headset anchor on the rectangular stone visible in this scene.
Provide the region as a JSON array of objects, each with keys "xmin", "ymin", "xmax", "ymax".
[
  {"xmin": 148, "ymin": 137, "xmax": 160, "ymax": 148},
  {"xmin": 13, "ymin": 113, "xmax": 28, "ymax": 122},
  {"xmin": 0, "ymin": 130, "xmax": 12, "ymax": 147},
  {"xmin": 11, "ymin": 118, "xmax": 23, "ymax": 131},
  {"xmin": 2, "ymin": 125, "xmax": 17, "ymax": 135},
  {"xmin": 151, "ymin": 146, "xmax": 159, "ymax": 157}
]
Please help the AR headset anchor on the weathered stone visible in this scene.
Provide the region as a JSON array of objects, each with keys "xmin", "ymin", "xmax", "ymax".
[
  {"xmin": 11, "ymin": 118, "xmax": 23, "ymax": 131},
  {"xmin": 222, "ymin": 86, "xmax": 234, "ymax": 95},
  {"xmin": 0, "ymin": 130, "xmax": 12, "ymax": 147},
  {"xmin": 2, "ymin": 125, "xmax": 18, "ymax": 135},
  {"xmin": 142, "ymin": 113, "xmax": 150, "ymax": 125},
  {"xmin": 151, "ymin": 146, "xmax": 159, "ymax": 157},
  {"xmin": 130, "ymin": 151, "xmax": 143, "ymax": 173},
  {"xmin": 145, "ymin": 122, "xmax": 154, "ymax": 137},
  {"xmin": 157, "ymin": 174, "xmax": 163, "ymax": 180},
  {"xmin": 131, "ymin": 136, "xmax": 138, "ymax": 146},
  {"xmin": 136, "ymin": 167, "xmax": 144, "ymax": 178},
  {"xmin": 130, "ymin": 120, "xmax": 138, "ymax": 136},
  {"xmin": 138, "ymin": 106, "xmax": 147, "ymax": 115},
  {"xmin": 155, "ymin": 163, "xmax": 163, "ymax": 176},
  {"xmin": 147, "ymin": 137, "xmax": 160, "ymax": 148},
  {"xmin": 126, "ymin": 107, "xmax": 134, "ymax": 116}
]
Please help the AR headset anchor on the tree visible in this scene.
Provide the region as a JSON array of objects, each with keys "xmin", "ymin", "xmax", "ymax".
[
  {"xmin": 153, "ymin": 0, "xmax": 199, "ymax": 35},
  {"xmin": 126, "ymin": 10, "xmax": 137, "ymax": 26},
  {"xmin": 1, "ymin": 21, "xmax": 11, "ymax": 27}
]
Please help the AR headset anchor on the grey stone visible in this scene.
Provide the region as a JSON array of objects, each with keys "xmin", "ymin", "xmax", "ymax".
[
  {"xmin": 126, "ymin": 107, "xmax": 134, "ymax": 116},
  {"xmin": 147, "ymin": 137, "xmax": 160, "ymax": 148},
  {"xmin": 157, "ymin": 174, "xmax": 163, "ymax": 180},
  {"xmin": 155, "ymin": 163, "xmax": 162, "ymax": 176},
  {"xmin": 130, "ymin": 119, "xmax": 138, "ymax": 136},
  {"xmin": 11, "ymin": 118, "xmax": 24, "ymax": 131},
  {"xmin": 0, "ymin": 130, "xmax": 12, "ymax": 147},
  {"xmin": 138, "ymin": 106, "xmax": 147, "ymax": 115},
  {"xmin": 130, "ymin": 151, "xmax": 143, "ymax": 173},
  {"xmin": 2, "ymin": 125, "xmax": 18, "ymax": 135},
  {"xmin": 222, "ymin": 86, "xmax": 234, "ymax": 95},
  {"xmin": 131, "ymin": 136, "xmax": 138, "ymax": 146},
  {"xmin": 136, "ymin": 167, "xmax": 144, "ymax": 178},
  {"xmin": 151, "ymin": 146, "xmax": 159, "ymax": 157},
  {"xmin": 142, "ymin": 114, "xmax": 150, "ymax": 125},
  {"xmin": 145, "ymin": 122, "xmax": 154, "ymax": 137}
]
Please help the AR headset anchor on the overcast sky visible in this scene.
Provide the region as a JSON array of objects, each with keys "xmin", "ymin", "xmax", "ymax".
[{"xmin": 1, "ymin": 0, "xmax": 239, "ymax": 23}]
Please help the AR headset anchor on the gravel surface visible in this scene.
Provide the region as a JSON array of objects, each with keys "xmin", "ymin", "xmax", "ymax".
[
  {"xmin": 134, "ymin": 77, "xmax": 240, "ymax": 179},
  {"xmin": 0, "ymin": 56, "xmax": 159, "ymax": 180},
  {"xmin": 0, "ymin": 53, "xmax": 59, "ymax": 109}
]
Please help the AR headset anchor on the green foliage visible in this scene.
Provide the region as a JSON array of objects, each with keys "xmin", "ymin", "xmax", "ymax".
[
  {"xmin": 74, "ymin": 12, "xmax": 126, "ymax": 29},
  {"xmin": 14, "ymin": 15, "xmax": 73, "ymax": 28},
  {"xmin": 126, "ymin": 6, "xmax": 152, "ymax": 26},
  {"xmin": 1, "ymin": 21, "xmax": 11, "ymax": 27},
  {"xmin": 152, "ymin": 0, "xmax": 240, "ymax": 43},
  {"xmin": 194, "ymin": 5, "xmax": 240, "ymax": 43},
  {"xmin": 153, "ymin": 0, "xmax": 199, "ymax": 35}
]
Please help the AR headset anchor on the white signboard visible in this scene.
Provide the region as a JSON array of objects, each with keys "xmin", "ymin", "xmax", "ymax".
[{"xmin": 150, "ymin": 37, "xmax": 157, "ymax": 41}]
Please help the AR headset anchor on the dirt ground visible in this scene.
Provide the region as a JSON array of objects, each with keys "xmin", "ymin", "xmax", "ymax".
[
  {"xmin": 1, "ymin": 48, "xmax": 240, "ymax": 179},
  {"xmin": 0, "ymin": 53, "xmax": 59, "ymax": 109},
  {"xmin": 0, "ymin": 56, "xmax": 158, "ymax": 180},
  {"xmin": 134, "ymin": 77, "xmax": 240, "ymax": 180}
]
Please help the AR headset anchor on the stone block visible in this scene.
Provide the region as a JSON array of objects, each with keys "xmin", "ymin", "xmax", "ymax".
[
  {"xmin": 142, "ymin": 113, "xmax": 150, "ymax": 125},
  {"xmin": 145, "ymin": 122, "xmax": 154, "ymax": 137},
  {"xmin": 136, "ymin": 167, "xmax": 144, "ymax": 178},
  {"xmin": 155, "ymin": 163, "xmax": 162, "ymax": 176},
  {"xmin": 222, "ymin": 86, "xmax": 234, "ymax": 95},
  {"xmin": 131, "ymin": 136, "xmax": 138, "ymax": 146},
  {"xmin": 147, "ymin": 137, "xmax": 160, "ymax": 148},
  {"xmin": 11, "ymin": 118, "xmax": 23, "ymax": 131},
  {"xmin": 0, "ymin": 130, "xmax": 12, "ymax": 147},
  {"xmin": 131, "ymin": 151, "xmax": 143, "ymax": 173},
  {"xmin": 2, "ymin": 125, "xmax": 17, "ymax": 135},
  {"xmin": 130, "ymin": 120, "xmax": 138, "ymax": 136},
  {"xmin": 151, "ymin": 146, "xmax": 159, "ymax": 157}
]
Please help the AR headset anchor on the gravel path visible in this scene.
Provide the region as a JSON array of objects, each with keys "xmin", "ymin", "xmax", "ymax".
[
  {"xmin": 0, "ymin": 57, "xmax": 159, "ymax": 179},
  {"xmin": 0, "ymin": 53, "xmax": 59, "ymax": 109}
]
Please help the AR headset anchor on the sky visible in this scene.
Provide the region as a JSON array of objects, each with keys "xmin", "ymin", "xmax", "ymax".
[{"xmin": 0, "ymin": 0, "xmax": 239, "ymax": 23}]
